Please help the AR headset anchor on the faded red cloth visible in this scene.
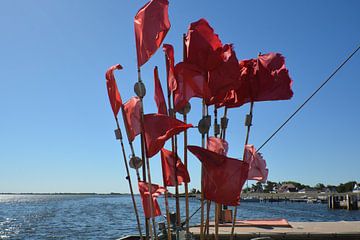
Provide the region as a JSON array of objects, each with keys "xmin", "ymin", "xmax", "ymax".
[
  {"xmin": 105, "ymin": 64, "xmax": 123, "ymax": 117},
  {"xmin": 222, "ymin": 53, "xmax": 293, "ymax": 108},
  {"xmin": 138, "ymin": 181, "xmax": 166, "ymax": 218},
  {"xmin": 163, "ymin": 44, "xmax": 177, "ymax": 92},
  {"xmin": 122, "ymin": 97, "xmax": 142, "ymax": 142},
  {"xmin": 188, "ymin": 146, "xmax": 249, "ymax": 206},
  {"xmin": 144, "ymin": 114, "xmax": 192, "ymax": 158},
  {"xmin": 161, "ymin": 148, "xmax": 190, "ymax": 186},
  {"xmin": 244, "ymin": 145, "xmax": 268, "ymax": 182},
  {"xmin": 134, "ymin": 0, "xmax": 170, "ymax": 67},
  {"xmin": 173, "ymin": 62, "xmax": 209, "ymax": 111},
  {"xmin": 153, "ymin": 67, "xmax": 168, "ymax": 115},
  {"xmin": 207, "ymin": 137, "xmax": 229, "ymax": 156}
]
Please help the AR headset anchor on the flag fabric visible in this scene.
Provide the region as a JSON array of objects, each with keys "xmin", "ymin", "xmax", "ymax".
[
  {"xmin": 244, "ymin": 145, "xmax": 268, "ymax": 182},
  {"xmin": 221, "ymin": 53, "xmax": 293, "ymax": 108},
  {"xmin": 153, "ymin": 66, "xmax": 168, "ymax": 115},
  {"xmin": 207, "ymin": 137, "xmax": 229, "ymax": 156},
  {"xmin": 105, "ymin": 64, "xmax": 123, "ymax": 117},
  {"xmin": 161, "ymin": 148, "xmax": 190, "ymax": 186},
  {"xmin": 163, "ymin": 44, "xmax": 177, "ymax": 92},
  {"xmin": 188, "ymin": 145, "xmax": 249, "ymax": 206},
  {"xmin": 122, "ymin": 97, "xmax": 142, "ymax": 142},
  {"xmin": 173, "ymin": 62, "xmax": 209, "ymax": 111},
  {"xmin": 144, "ymin": 114, "xmax": 193, "ymax": 158},
  {"xmin": 138, "ymin": 181, "xmax": 166, "ymax": 218},
  {"xmin": 134, "ymin": 0, "xmax": 170, "ymax": 67},
  {"xmin": 185, "ymin": 18, "xmax": 223, "ymax": 71}
]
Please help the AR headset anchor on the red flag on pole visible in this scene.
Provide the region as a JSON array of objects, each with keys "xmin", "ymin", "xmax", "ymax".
[
  {"xmin": 188, "ymin": 146, "xmax": 248, "ymax": 206},
  {"xmin": 138, "ymin": 181, "xmax": 166, "ymax": 218},
  {"xmin": 163, "ymin": 44, "xmax": 177, "ymax": 92},
  {"xmin": 144, "ymin": 114, "xmax": 193, "ymax": 158},
  {"xmin": 244, "ymin": 145, "xmax": 269, "ymax": 182},
  {"xmin": 153, "ymin": 66, "xmax": 168, "ymax": 115},
  {"xmin": 161, "ymin": 148, "xmax": 190, "ymax": 186},
  {"xmin": 207, "ymin": 137, "xmax": 229, "ymax": 156},
  {"xmin": 173, "ymin": 62, "xmax": 209, "ymax": 111},
  {"xmin": 122, "ymin": 97, "xmax": 142, "ymax": 142},
  {"xmin": 105, "ymin": 64, "xmax": 123, "ymax": 117},
  {"xmin": 134, "ymin": 0, "xmax": 171, "ymax": 67}
]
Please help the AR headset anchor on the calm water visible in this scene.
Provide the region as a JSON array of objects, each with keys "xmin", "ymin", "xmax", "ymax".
[{"xmin": 1, "ymin": 194, "xmax": 359, "ymax": 239}]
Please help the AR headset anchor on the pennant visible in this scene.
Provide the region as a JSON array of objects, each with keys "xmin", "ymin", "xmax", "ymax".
[
  {"xmin": 188, "ymin": 146, "xmax": 249, "ymax": 206},
  {"xmin": 185, "ymin": 18, "xmax": 223, "ymax": 71},
  {"xmin": 153, "ymin": 66, "xmax": 168, "ymax": 115},
  {"xmin": 138, "ymin": 181, "xmax": 166, "ymax": 218},
  {"xmin": 222, "ymin": 53, "xmax": 293, "ymax": 108},
  {"xmin": 134, "ymin": 0, "xmax": 171, "ymax": 67},
  {"xmin": 105, "ymin": 64, "xmax": 123, "ymax": 117},
  {"xmin": 144, "ymin": 114, "xmax": 192, "ymax": 157},
  {"xmin": 244, "ymin": 145, "xmax": 268, "ymax": 182},
  {"xmin": 207, "ymin": 137, "xmax": 229, "ymax": 156},
  {"xmin": 163, "ymin": 44, "xmax": 177, "ymax": 92},
  {"xmin": 122, "ymin": 97, "xmax": 142, "ymax": 142},
  {"xmin": 161, "ymin": 148, "xmax": 190, "ymax": 186},
  {"xmin": 173, "ymin": 62, "xmax": 209, "ymax": 111}
]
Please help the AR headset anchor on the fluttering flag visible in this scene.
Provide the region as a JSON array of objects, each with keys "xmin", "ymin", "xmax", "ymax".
[
  {"xmin": 153, "ymin": 67, "xmax": 168, "ymax": 115},
  {"xmin": 144, "ymin": 114, "xmax": 193, "ymax": 157},
  {"xmin": 188, "ymin": 146, "xmax": 249, "ymax": 206},
  {"xmin": 173, "ymin": 62, "xmax": 209, "ymax": 111},
  {"xmin": 138, "ymin": 181, "xmax": 166, "ymax": 218},
  {"xmin": 244, "ymin": 145, "xmax": 268, "ymax": 182},
  {"xmin": 161, "ymin": 148, "xmax": 190, "ymax": 186},
  {"xmin": 134, "ymin": 0, "xmax": 171, "ymax": 67},
  {"xmin": 122, "ymin": 97, "xmax": 142, "ymax": 142},
  {"xmin": 207, "ymin": 137, "xmax": 229, "ymax": 156},
  {"xmin": 185, "ymin": 18, "xmax": 223, "ymax": 71},
  {"xmin": 163, "ymin": 44, "xmax": 177, "ymax": 92},
  {"xmin": 105, "ymin": 64, "xmax": 123, "ymax": 117},
  {"xmin": 221, "ymin": 53, "xmax": 293, "ymax": 108}
]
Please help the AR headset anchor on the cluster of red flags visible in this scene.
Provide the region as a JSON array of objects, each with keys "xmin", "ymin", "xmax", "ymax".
[
  {"xmin": 244, "ymin": 145, "xmax": 269, "ymax": 182},
  {"xmin": 161, "ymin": 148, "xmax": 190, "ymax": 186},
  {"xmin": 188, "ymin": 145, "xmax": 249, "ymax": 206},
  {"xmin": 138, "ymin": 181, "xmax": 166, "ymax": 218}
]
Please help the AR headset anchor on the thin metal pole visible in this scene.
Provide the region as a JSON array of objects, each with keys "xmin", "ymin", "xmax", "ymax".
[
  {"xmin": 199, "ymin": 100, "xmax": 206, "ymax": 240},
  {"xmin": 214, "ymin": 107, "xmax": 220, "ymax": 240},
  {"xmin": 230, "ymin": 101, "xmax": 254, "ymax": 240},
  {"xmin": 115, "ymin": 117, "xmax": 143, "ymax": 239},
  {"xmin": 137, "ymin": 67, "xmax": 158, "ymax": 240}
]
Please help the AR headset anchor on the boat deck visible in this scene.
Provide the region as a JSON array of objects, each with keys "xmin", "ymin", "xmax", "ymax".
[{"xmin": 189, "ymin": 221, "xmax": 360, "ymax": 239}]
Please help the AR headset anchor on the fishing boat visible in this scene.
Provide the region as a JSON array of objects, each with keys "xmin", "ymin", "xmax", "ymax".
[{"xmin": 105, "ymin": 1, "xmax": 360, "ymax": 240}]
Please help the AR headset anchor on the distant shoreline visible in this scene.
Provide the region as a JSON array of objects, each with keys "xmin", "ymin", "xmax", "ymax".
[{"xmin": 0, "ymin": 192, "xmax": 132, "ymax": 195}]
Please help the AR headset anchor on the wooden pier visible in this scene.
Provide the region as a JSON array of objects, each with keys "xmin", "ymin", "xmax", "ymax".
[{"xmin": 328, "ymin": 194, "xmax": 360, "ymax": 210}]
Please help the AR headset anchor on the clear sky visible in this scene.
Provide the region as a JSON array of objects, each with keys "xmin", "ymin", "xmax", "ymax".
[{"xmin": 1, "ymin": 0, "xmax": 359, "ymax": 193}]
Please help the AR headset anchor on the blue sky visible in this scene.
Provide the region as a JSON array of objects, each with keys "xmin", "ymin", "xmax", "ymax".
[{"xmin": 0, "ymin": 0, "xmax": 359, "ymax": 193}]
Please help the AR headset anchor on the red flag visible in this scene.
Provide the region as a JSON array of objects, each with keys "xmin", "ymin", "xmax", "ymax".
[
  {"xmin": 188, "ymin": 145, "xmax": 249, "ymax": 206},
  {"xmin": 161, "ymin": 148, "xmax": 190, "ymax": 186},
  {"xmin": 153, "ymin": 66, "xmax": 168, "ymax": 115},
  {"xmin": 207, "ymin": 137, "xmax": 229, "ymax": 156},
  {"xmin": 163, "ymin": 44, "xmax": 177, "ymax": 92},
  {"xmin": 138, "ymin": 181, "xmax": 166, "ymax": 218},
  {"xmin": 222, "ymin": 53, "xmax": 293, "ymax": 108},
  {"xmin": 244, "ymin": 145, "xmax": 268, "ymax": 182},
  {"xmin": 122, "ymin": 97, "xmax": 142, "ymax": 142},
  {"xmin": 134, "ymin": 0, "xmax": 170, "ymax": 67},
  {"xmin": 185, "ymin": 18, "xmax": 223, "ymax": 71},
  {"xmin": 105, "ymin": 64, "xmax": 123, "ymax": 117},
  {"xmin": 173, "ymin": 62, "xmax": 209, "ymax": 111},
  {"xmin": 144, "ymin": 114, "xmax": 192, "ymax": 157}
]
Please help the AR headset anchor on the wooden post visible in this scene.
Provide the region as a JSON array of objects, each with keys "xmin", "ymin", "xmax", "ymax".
[
  {"xmin": 199, "ymin": 100, "xmax": 206, "ymax": 240},
  {"xmin": 214, "ymin": 107, "xmax": 220, "ymax": 240},
  {"xmin": 114, "ymin": 118, "xmax": 143, "ymax": 239}
]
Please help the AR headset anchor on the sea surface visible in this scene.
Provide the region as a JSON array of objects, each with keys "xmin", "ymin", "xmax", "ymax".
[{"xmin": 1, "ymin": 194, "xmax": 359, "ymax": 239}]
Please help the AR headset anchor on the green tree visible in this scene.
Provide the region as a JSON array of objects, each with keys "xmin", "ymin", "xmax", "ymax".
[
  {"xmin": 336, "ymin": 181, "xmax": 356, "ymax": 193},
  {"xmin": 264, "ymin": 181, "xmax": 276, "ymax": 193},
  {"xmin": 315, "ymin": 183, "xmax": 325, "ymax": 190}
]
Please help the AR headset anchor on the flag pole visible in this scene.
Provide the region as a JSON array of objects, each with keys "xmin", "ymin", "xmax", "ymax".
[
  {"xmin": 214, "ymin": 107, "xmax": 220, "ymax": 240},
  {"xmin": 135, "ymin": 67, "xmax": 158, "ymax": 240},
  {"xmin": 199, "ymin": 99, "xmax": 206, "ymax": 240},
  {"xmin": 182, "ymin": 33, "xmax": 191, "ymax": 238},
  {"xmin": 114, "ymin": 117, "xmax": 143, "ymax": 239},
  {"xmin": 229, "ymin": 101, "xmax": 254, "ymax": 240},
  {"xmin": 203, "ymin": 106, "xmax": 211, "ymax": 239}
]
